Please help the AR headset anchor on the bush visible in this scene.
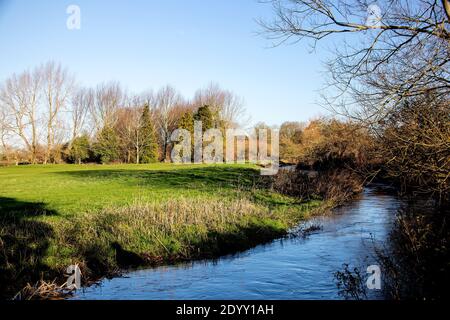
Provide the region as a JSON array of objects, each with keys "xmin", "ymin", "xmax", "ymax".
[
  {"xmin": 270, "ymin": 168, "xmax": 363, "ymax": 205},
  {"xmin": 68, "ymin": 135, "xmax": 91, "ymax": 164},
  {"xmin": 377, "ymin": 97, "xmax": 450, "ymax": 203}
]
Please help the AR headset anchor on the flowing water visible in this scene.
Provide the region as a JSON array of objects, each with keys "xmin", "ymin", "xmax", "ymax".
[{"xmin": 72, "ymin": 185, "xmax": 400, "ymax": 300}]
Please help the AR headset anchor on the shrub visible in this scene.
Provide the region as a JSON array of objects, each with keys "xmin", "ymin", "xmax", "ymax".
[
  {"xmin": 68, "ymin": 135, "xmax": 91, "ymax": 164},
  {"xmin": 377, "ymin": 97, "xmax": 450, "ymax": 203},
  {"xmin": 270, "ymin": 168, "xmax": 363, "ymax": 205}
]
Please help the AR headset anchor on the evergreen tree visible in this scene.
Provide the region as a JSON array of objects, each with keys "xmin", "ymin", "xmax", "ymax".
[
  {"xmin": 139, "ymin": 104, "xmax": 159, "ymax": 163},
  {"xmin": 178, "ymin": 111, "xmax": 194, "ymax": 133},
  {"xmin": 93, "ymin": 126, "xmax": 120, "ymax": 164},
  {"xmin": 69, "ymin": 134, "xmax": 90, "ymax": 164},
  {"xmin": 178, "ymin": 111, "xmax": 195, "ymax": 159},
  {"xmin": 194, "ymin": 105, "xmax": 214, "ymax": 131}
]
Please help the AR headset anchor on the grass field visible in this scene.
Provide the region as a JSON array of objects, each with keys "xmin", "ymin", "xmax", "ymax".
[
  {"xmin": 0, "ymin": 164, "xmax": 322, "ymax": 298},
  {"xmin": 0, "ymin": 163, "xmax": 260, "ymax": 214}
]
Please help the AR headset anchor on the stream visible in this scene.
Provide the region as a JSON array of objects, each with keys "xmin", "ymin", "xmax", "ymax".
[{"xmin": 72, "ymin": 185, "xmax": 400, "ymax": 300}]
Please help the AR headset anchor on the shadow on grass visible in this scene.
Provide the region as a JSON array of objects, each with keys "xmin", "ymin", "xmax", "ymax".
[
  {"xmin": 0, "ymin": 197, "xmax": 60, "ymax": 299},
  {"xmin": 54, "ymin": 166, "xmax": 261, "ymax": 190}
]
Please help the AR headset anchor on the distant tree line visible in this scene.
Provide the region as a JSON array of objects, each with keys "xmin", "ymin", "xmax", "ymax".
[{"xmin": 0, "ymin": 62, "xmax": 246, "ymax": 165}]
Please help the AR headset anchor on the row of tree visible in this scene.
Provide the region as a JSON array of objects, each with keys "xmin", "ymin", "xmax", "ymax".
[
  {"xmin": 67, "ymin": 104, "xmax": 219, "ymax": 165},
  {"xmin": 0, "ymin": 62, "xmax": 246, "ymax": 164}
]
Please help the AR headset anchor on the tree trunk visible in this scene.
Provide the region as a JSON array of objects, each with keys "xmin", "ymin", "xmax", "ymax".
[
  {"xmin": 443, "ymin": 0, "xmax": 450, "ymax": 21},
  {"xmin": 136, "ymin": 148, "xmax": 139, "ymax": 164}
]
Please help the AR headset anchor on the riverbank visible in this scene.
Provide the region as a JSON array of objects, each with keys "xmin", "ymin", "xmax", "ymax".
[
  {"xmin": 72, "ymin": 186, "xmax": 396, "ymax": 300},
  {"xmin": 0, "ymin": 164, "xmax": 324, "ymax": 299}
]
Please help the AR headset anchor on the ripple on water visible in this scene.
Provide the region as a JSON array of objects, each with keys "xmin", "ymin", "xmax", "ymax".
[{"xmin": 73, "ymin": 186, "xmax": 399, "ymax": 300}]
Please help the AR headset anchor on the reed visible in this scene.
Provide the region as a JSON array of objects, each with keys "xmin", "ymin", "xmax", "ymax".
[{"xmin": 1, "ymin": 194, "xmax": 322, "ymax": 299}]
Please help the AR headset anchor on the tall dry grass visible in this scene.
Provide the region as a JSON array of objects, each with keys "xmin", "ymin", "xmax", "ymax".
[
  {"xmin": 2, "ymin": 189, "xmax": 322, "ymax": 299},
  {"xmin": 45, "ymin": 196, "xmax": 307, "ymax": 285}
]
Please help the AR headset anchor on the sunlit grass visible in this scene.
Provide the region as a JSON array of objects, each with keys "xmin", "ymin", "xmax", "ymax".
[
  {"xmin": 0, "ymin": 163, "xmax": 260, "ymax": 215},
  {"xmin": 0, "ymin": 163, "xmax": 323, "ymax": 298}
]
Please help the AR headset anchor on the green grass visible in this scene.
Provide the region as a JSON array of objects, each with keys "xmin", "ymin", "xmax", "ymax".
[
  {"xmin": 0, "ymin": 163, "xmax": 260, "ymax": 215},
  {"xmin": 0, "ymin": 164, "xmax": 322, "ymax": 298}
]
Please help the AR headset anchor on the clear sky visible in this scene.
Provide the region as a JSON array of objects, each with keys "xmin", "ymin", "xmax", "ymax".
[{"xmin": 0, "ymin": 0, "xmax": 333, "ymax": 126}]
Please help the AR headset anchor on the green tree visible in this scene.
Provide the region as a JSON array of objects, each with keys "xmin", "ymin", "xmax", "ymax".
[
  {"xmin": 93, "ymin": 126, "xmax": 120, "ymax": 164},
  {"xmin": 178, "ymin": 111, "xmax": 194, "ymax": 133},
  {"xmin": 194, "ymin": 105, "xmax": 214, "ymax": 131},
  {"xmin": 178, "ymin": 111, "xmax": 194, "ymax": 157},
  {"xmin": 177, "ymin": 111, "xmax": 195, "ymax": 159},
  {"xmin": 139, "ymin": 104, "xmax": 159, "ymax": 163},
  {"xmin": 69, "ymin": 135, "xmax": 90, "ymax": 164}
]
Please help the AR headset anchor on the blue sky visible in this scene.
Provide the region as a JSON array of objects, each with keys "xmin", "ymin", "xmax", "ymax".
[{"xmin": 0, "ymin": 0, "xmax": 333, "ymax": 125}]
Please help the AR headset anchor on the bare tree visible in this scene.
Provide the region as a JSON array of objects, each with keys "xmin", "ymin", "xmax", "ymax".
[
  {"xmin": 42, "ymin": 62, "xmax": 74, "ymax": 163},
  {"xmin": 116, "ymin": 95, "xmax": 149, "ymax": 164},
  {"xmin": 193, "ymin": 83, "xmax": 247, "ymax": 128},
  {"xmin": 0, "ymin": 68, "xmax": 41, "ymax": 163},
  {"xmin": 260, "ymin": 0, "xmax": 450, "ymax": 123},
  {"xmin": 155, "ymin": 85, "xmax": 183, "ymax": 161},
  {"xmin": 0, "ymin": 102, "xmax": 10, "ymax": 161},
  {"xmin": 70, "ymin": 87, "xmax": 93, "ymax": 145},
  {"xmin": 90, "ymin": 81, "xmax": 125, "ymax": 132}
]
